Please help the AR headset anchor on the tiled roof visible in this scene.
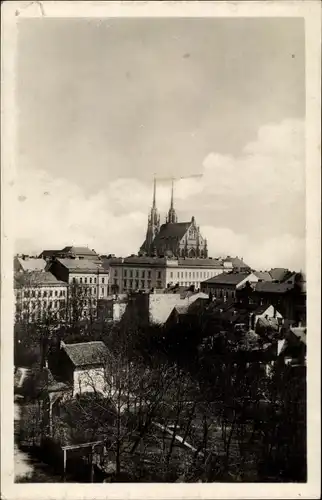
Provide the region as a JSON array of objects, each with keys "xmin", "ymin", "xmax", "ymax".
[
  {"xmin": 61, "ymin": 246, "xmax": 98, "ymax": 256},
  {"xmin": 254, "ymin": 281, "xmax": 294, "ymax": 294},
  {"xmin": 62, "ymin": 341, "xmax": 111, "ymax": 367},
  {"xmin": 201, "ymin": 271, "xmax": 253, "ymax": 286},
  {"xmin": 152, "ymin": 222, "xmax": 191, "ymax": 245},
  {"xmin": 254, "ymin": 271, "xmax": 273, "ymax": 282},
  {"xmin": 15, "ymin": 257, "xmax": 46, "ymax": 272},
  {"xmin": 223, "ymin": 257, "xmax": 250, "ymax": 269},
  {"xmin": 269, "ymin": 268, "xmax": 291, "ymax": 282},
  {"xmin": 178, "ymin": 258, "xmax": 223, "ymax": 268},
  {"xmin": 174, "ymin": 305, "xmax": 189, "ymax": 315},
  {"xmin": 57, "ymin": 258, "xmax": 107, "ymax": 273},
  {"xmin": 14, "ymin": 271, "xmax": 67, "ymax": 287},
  {"xmin": 290, "ymin": 327, "xmax": 307, "ymax": 345}
]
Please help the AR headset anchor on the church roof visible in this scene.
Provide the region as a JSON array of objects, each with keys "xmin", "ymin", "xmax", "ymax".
[{"xmin": 152, "ymin": 222, "xmax": 191, "ymax": 245}]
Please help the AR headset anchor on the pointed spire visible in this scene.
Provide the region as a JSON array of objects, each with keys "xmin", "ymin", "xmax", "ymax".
[
  {"xmin": 167, "ymin": 178, "xmax": 178, "ymax": 224},
  {"xmin": 170, "ymin": 178, "xmax": 174, "ymax": 209},
  {"xmin": 152, "ymin": 176, "xmax": 156, "ymax": 208}
]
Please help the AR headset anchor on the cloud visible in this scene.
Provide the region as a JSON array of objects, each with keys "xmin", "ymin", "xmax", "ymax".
[{"xmin": 13, "ymin": 119, "xmax": 305, "ymax": 270}]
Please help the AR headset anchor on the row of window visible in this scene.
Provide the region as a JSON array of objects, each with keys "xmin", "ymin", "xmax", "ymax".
[
  {"xmin": 24, "ymin": 300, "xmax": 66, "ymax": 310},
  {"xmin": 72, "ymin": 276, "xmax": 106, "ymax": 284},
  {"xmin": 21, "ymin": 311, "xmax": 65, "ymax": 322},
  {"xmin": 169, "ymin": 270, "xmax": 217, "ymax": 280},
  {"xmin": 122, "ymin": 279, "xmax": 163, "ymax": 290},
  {"xmin": 115, "ymin": 269, "xmax": 162, "ymax": 279},
  {"xmin": 22, "ymin": 289, "xmax": 66, "ymax": 298},
  {"xmin": 74, "ymin": 287, "xmax": 106, "ymax": 296}
]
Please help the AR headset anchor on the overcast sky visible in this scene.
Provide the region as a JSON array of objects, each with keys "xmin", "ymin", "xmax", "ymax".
[{"xmin": 15, "ymin": 17, "xmax": 305, "ymax": 270}]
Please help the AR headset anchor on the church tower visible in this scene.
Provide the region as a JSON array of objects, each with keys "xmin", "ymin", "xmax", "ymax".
[
  {"xmin": 139, "ymin": 178, "xmax": 160, "ymax": 255},
  {"xmin": 166, "ymin": 179, "xmax": 178, "ymax": 224}
]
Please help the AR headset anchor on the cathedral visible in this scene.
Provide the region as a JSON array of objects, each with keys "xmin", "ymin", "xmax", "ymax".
[{"xmin": 139, "ymin": 180, "xmax": 208, "ymax": 259}]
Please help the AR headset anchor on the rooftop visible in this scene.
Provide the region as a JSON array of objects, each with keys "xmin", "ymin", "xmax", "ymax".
[
  {"xmin": 56, "ymin": 258, "xmax": 107, "ymax": 273},
  {"xmin": 152, "ymin": 222, "xmax": 192, "ymax": 244},
  {"xmin": 14, "ymin": 271, "xmax": 67, "ymax": 287},
  {"xmin": 223, "ymin": 256, "xmax": 250, "ymax": 269},
  {"xmin": 15, "ymin": 257, "xmax": 46, "ymax": 272},
  {"xmin": 201, "ymin": 271, "xmax": 253, "ymax": 286},
  {"xmin": 254, "ymin": 271, "xmax": 273, "ymax": 282},
  {"xmin": 62, "ymin": 341, "xmax": 111, "ymax": 367}
]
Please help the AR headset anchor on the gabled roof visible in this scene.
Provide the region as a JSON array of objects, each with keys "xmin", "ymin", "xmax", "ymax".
[
  {"xmin": 290, "ymin": 326, "xmax": 307, "ymax": 345},
  {"xmin": 201, "ymin": 271, "xmax": 253, "ymax": 286},
  {"xmin": 223, "ymin": 256, "xmax": 250, "ymax": 269},
  {"xmin": 152, "ymin": 222, "xmax": 191, "ymax": 245},
  {"xmin": 61, "ymin": 246, "xmax": 98, "ymax": 256},
  {"xmin": 56, "ymin": 258, "xmax": 107, "ymax": 273},
  {"xmin": 254, "ymin": 271, "xmax": 273, "ymax": 282},
  {"xmin": 269, "ymin": 268, "xmax": 291, "ymax": 282},
  {"xmin": 15, "ymin": 257, "xmax": 46, "ymax": 272},
  {"xmin": 62, "ymin": 341, "xmax": 111, "ymax": 367},
  {"xmin": 14, "ymin": 271, "xmax": 67, "ymax": 287}
]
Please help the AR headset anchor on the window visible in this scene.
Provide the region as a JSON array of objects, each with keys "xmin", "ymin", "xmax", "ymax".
[
  {"xmin": 170, "ymin": 272, "xmax": 173, "ymax": 278},
  {"xmin": 147, "ymin": 280, "xmax": 151, "ymax": 288},
  {"xmin": 55, "ymin": 301, "xmax": 58, "ymax": 308},
  {"xmin": 196, "ymin": 272, "xmax": 199, "ymax": 278},
  {"xmin": 31, "ymin": 290, "xmax": 36, "ymax": 298},
  {"xmin": 73, "ymin": 277, "xmax": 76, "ymax": 283},
  {"xmin": 93, "ymin": 287, "xmax": 96, "ymax": 295},
  {"xmin": 142, "ymin": 271, "xmax": 145, "ymax": 278},
  {"xmin": 84, "ymin": 300, "xmax": 87, "ymax": 307},
  {"xmin": 114, "ymin": 270, "xmax": 118, "ymax": 277},
  {"xmin": 123, "ymin": 279, "xmax": 127, "ymax": 288},
  {"xmin": 148, "ymin": 271, "xmax": 151, "ymax": 278},
  {"xmin": 181, "ymin": 272, "xmax": 183, "ymax": 278},
  {"xmin": 94, "ymin": 277, "xmax": 97, "ymax": 283},
  {"xmin": 129, "ymin": 280, "xmax": 133, "ymax": 289},
  {"xmin": 157, "ymin": 271, "xmax": 161, "ymax": 279},
  {"xmin": 49, "ymin": 301, "xmax": 53, "ymax": 309},
  {"xmin": 136, "ymin": 270, "xmax": 139, "ymax": 278},
  {"xmin": 185, "ymin": 272, "xmax": 187, "ymax": 278},
  {"xmin": 84, "ymin": 277, "xmax": 87, "ymax": 284},
  {"xmin": 189, "ymin": 272, "xmax": 191, "ymax": 279},
  {"xmin": 192, "ymin": 272, "xmax": 195, "ymax": 279},
  {"xmin": 90, "ymin": 277, "xmax": 92, "ymax": 284},
  {"xmin": 124, "ymin": 270, "xmax": 127, "ymax": 277},
  {"xmin": 135, "ymin": 280, "xmax": 139, "ymax": 289},
  {"xmin": 141, "ymin": 280, "xmax": 145, "ymax": 288},
  {"xmin": 80, "ymin": 278, "xmax": 83, "ymax": 284},
  {"xmin": 49, "ymin": 290, "xmax": 53, "ymax": 297},
  {"xmin": 102, "ymin": 278, "xmax": 105, "ymax": 284},
  {"xmin": 130, "ymin": 270, "xmax": 133, "ymax": 278},
  {"xmin": 157, "ymin": 280, "xmax": 162, "ymax": 289},
  {"xmin": 55, "ymin": 290, "xmax": 58, "ymax": 296},
  {"xmin": 101, "ymin": 287, "xmax": 104, "ymax": 295}
]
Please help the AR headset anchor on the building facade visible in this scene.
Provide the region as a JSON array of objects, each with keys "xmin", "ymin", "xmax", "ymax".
[
  {"xmin": 200, "ymin": 271, "xmax": 259, "ymax": 299},
  {"xmin": 47, "ymin": 258, "xmax": 110, "ymax": 319},
  {"xmin": 108, "ymin": 256, "xmax": 231, "ymax": 294},
  {"xmin": 14, "ymin": 271, "xmax": 68, "ymax": 323}
]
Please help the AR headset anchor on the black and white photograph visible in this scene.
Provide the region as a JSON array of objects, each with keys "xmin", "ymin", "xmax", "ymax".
[{"xmin": 1, "ymin": 1, "xmax": 321, "ymax": 498}]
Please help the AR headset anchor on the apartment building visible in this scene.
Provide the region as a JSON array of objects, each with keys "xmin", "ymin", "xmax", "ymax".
[
  {"xmin": 108, "ymin": 256, "xmax": 233, "ymax": 294},
  {"xmin": 47, "ymin": 258, "xmax": 109, "ymax": 318},
  {"xmin": 14, "ymin": 271, "xmax": 68, "ymax": 323}
]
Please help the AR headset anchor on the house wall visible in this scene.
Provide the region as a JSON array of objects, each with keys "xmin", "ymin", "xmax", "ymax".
[
  {"xmin": 73, "ymin": 366, "xmax": 106, "ymax": 396},
  {"xmin": 148, "ymin": 292, "xmax": 208, "ymax": 325},
  {"xmin": 16, "ymin": 283, "xmax": 68, "ymax": 322}
]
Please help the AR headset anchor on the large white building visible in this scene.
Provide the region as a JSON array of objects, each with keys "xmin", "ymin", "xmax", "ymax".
[{"xmin": 107, "ymin": 256, "xmax": 234, "ymax": 294}]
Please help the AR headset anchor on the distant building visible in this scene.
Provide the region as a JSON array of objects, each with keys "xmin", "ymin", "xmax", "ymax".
[
  {"xmin": 14, "ymin": 271, "xmax": 68, "ymax": 323},
  {"xmin": 48, "ymin": 341, "xmax": 111, "ymax": 397},
  {"xmin": 39, "ymin": 246, "xmax": 99, "ymax": 262},
  {"xmin": 222, "ymin": 256, "xmax": 250, "ymax": 273},
  {"xmin": 123, "ymin": 290, "xmax": 209, "ymax": 326},
  {"xmin": 139, "ymin": 180, "xmax": 208, "ymax": 258},
  {"xmin": 14, "ymin": 256, "xmax": 46, "ymax": 273},
  {"xmin": 47, "ymin": 258, "xmax": 110, "ymax": 319},
  {"xmin": 200, "ymin": 271, "xmax": 259, "ymax": 299},
  {"xmin": 109, "ymin": 256, "xmax": 228, "ymax": 294}
]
